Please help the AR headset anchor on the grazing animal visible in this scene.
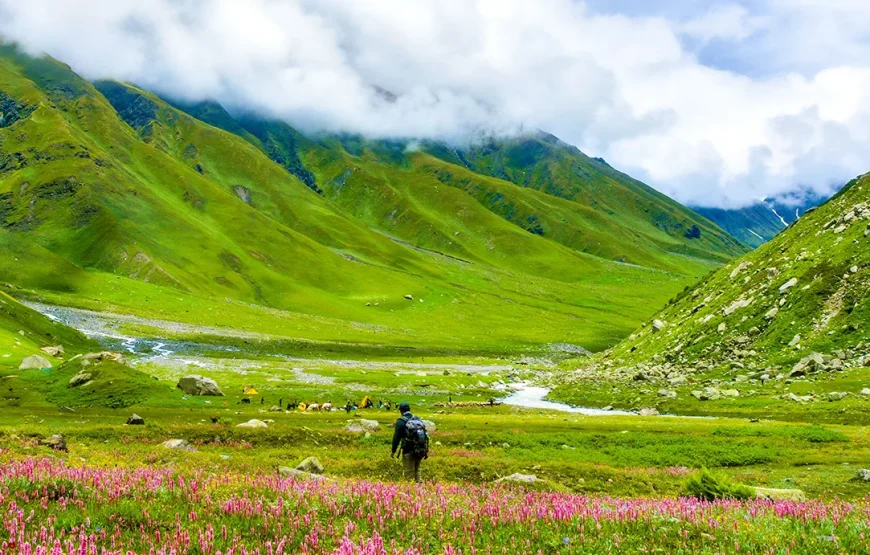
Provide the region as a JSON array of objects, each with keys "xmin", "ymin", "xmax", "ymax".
[
  {"xmin": 321, "ymin": 402, "xmax": 333, "ymax": 411},
  {"xmin": 307, "ymin": 403, "xmax": 320, "ymax": 412}
]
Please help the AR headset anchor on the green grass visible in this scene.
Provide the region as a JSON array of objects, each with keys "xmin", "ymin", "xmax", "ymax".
[{"xmin": 0, "ymin": 46, "xmax": 742, "ymax": 355}]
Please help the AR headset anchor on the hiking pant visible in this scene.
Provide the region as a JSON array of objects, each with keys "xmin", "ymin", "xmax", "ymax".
[{"xmin": 402, "ymin": 454, "xmax": 423, "ymax": 483}]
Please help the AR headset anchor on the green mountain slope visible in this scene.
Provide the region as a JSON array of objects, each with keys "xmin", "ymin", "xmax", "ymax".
[
  {"xmin": 0, "ymin": 289, "xmax": 98, "ymax": 370},
  {"xmin": 0, "ymin": 46, "xmax": 743, "ymax": 353},
  {"xmin": 551, "ymin": 173, "xmax": 870, "ymax": 421}
]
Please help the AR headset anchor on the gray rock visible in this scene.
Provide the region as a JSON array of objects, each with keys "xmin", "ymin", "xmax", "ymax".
[
  {"xmin": 126, "ymin": 413, "xmax": 145, "ymax": 425},
  {"xmin": 295, "ymin": 456, "xmax": 324, "ymax": 475},
  {"xmin": 68, "ymin": 371, "xmax": 93, "ymax": 388},
  {"xmin": 268, "ymin": 405, "xmax": 283, "ymax": 412},
  {"xmin": 40, "ymin": 345, "xmax": 64, "ymax": 357},
  {"xmin": 668, "ymin": 376, "xmax": 687, "ymax": 386},
  {"xmin": 657, "ymin": 389, "xmax": 677, "ymax": 399},
  {"xmin": 764, "ymin": 307, "xmax": 779, "ymax": 320},
  {"xmin": 176, "ymin": 375, "xmax": 224, "ymax": 396},
  {"xmin": 278, "ymin": 467, "xmax": 326, "ymax": 481},
  {"xmin": 19, "ymin": 355, "xmax": 52, "ymax": 370},
  {"xmin": 789, "ymin": 334, "xmax": 801, "ymax": 347},
  {"xmin": 421, "ymin": 419, "xmax": 436, "ymax": 433},
  {"xmin": 827, "ymin": 392, "xmax": 848, "ymax": 401},
  {"xmin": 39, "ymin": 434, "xmax": 67, "ymax": 452},
  {"xmin": 236, "ymin": 419, "xmax": 268, "ymax": 429},
  {"xmin": 162, "ymin": 439, "xmax": 196, "ymax": 452},
  {"xmin": 854, "ymin": 469, "xmax": 870, "ymax": 482},
  {"xmin": 860, "ymin": 388, "xmax": 870, "ymax": 396},
  {"xmin": 789, "ymin": 353, "xmax": 826, "ymax": 377},
  {"xmin": 779, "ymin": 278, "xmax": 798, "ymax": 293},
  {"xmin": 346, "ymin": 419, "xmax": 379, "ymax": 433},
  {"xmin": 651, "ymin": 319, "xmax": 666, "ymax": 332},
  {"xmin": 639, "ymin": 407, "xmax": 659, "ymax": 416},
  {"xmin": 721, "ymin": 389, "xmax": 740, "ymax": 398},
  {"xmin": 496, "ymin": 473, "xmax": 538, "ymax": 484},
  {"xmin": 754, "ymin": 487, "xmax": 806, "ymax": 501}
]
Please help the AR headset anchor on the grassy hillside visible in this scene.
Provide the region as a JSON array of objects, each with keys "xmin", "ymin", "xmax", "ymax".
[
  {"xmin": 0, "ymin": 289, "xmax": 97, "ymax": 371},
  {"xmin": 0, "ymin": 46, "xmax": 743, "ymax": 353},
  {"xmin": 551, "ymin": 173, "xmax": 870, "ymax": 421}
]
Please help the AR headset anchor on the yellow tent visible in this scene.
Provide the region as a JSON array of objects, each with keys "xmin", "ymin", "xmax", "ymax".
[
  {"xmin": 360, "ymin": 395, "xmax": 373, "ymax": 408},
  {"xmin": 243, "ymin": 387, "xmax": 259, "ymax": 395}
]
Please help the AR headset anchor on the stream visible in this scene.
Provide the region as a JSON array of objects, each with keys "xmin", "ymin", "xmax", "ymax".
[{"xmin": 502, "ymin": 384, "xmax": 635, "ymax": 415}]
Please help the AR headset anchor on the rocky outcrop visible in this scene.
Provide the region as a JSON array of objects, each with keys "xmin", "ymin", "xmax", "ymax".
[
  {"xmin": 295, "ymin": 456, "xmax": 324, "ymax": 475},
  {"xmin": 19, "ymin": 355, "xmax": 52, "ymax": 370},
  {"xmin": 68, "ymin": 371, "xmax": 93, "ymax": 388},
  {"xmin": 176, "ymin": 375, "xmax": 224, "ymax": 396},
  {"xmin": 39, "ymin": 434, "xmax": 67, "ymax": 452},
  {"xmin": 126, "ymin": 414, "xmax": 145, "ymax": 425},
  {"xmin": 346, "ymin": 419, "xmax": 379, "ymax": 433},
  {"xmin": 162, "ymin": 439, "xmax": 196, "ymax": 452},
  {"xmin": 236, "ymin": 419, "xmax": 268, "ymax": 429}
]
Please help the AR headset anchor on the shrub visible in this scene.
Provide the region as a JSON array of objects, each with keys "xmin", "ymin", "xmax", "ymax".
[{"xmin": 683, "ymin": 468, "xmax": 755, "ymax": 501}]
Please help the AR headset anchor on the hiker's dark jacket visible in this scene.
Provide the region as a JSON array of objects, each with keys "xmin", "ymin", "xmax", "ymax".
[{"xmin": 391, "ymin": 411, "xmax": 413, "ymax": 455}]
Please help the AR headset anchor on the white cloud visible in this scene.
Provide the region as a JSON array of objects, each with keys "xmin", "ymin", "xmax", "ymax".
[{"xmin": 0, "ymin": 0, "xmax": 868, "ymax": 208}]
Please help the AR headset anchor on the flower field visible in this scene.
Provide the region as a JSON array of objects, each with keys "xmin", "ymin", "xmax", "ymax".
[{"xmin": 1, "ymin": 457, "xmax": 868, "ymax": 554}]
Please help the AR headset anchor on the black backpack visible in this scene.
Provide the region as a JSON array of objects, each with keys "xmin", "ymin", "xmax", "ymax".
[{"xmin": 403, "ymin": 415, "xmax": 430, "ymax": 458}]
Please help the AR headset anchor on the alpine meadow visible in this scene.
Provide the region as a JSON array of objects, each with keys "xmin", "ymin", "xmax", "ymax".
[{"xmin": 2, "ymin": 2, "xmax": 870, "ymax": 554}]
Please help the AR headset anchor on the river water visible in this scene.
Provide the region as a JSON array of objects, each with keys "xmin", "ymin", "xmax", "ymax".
[{"xmin": 501, "ymin": 384, "xmax": 635, "ymax": 415}]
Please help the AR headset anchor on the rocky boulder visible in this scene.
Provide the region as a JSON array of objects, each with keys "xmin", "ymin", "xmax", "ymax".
[
  {"xmin": 754, "ymin": 487, "xmax": 806, "ymax": 502},
  {"xmin": 126, "ymin": 414, "xmax": 145, "ymax": 425},
  {"xmin": 421, "ymin": 419, "xmax": 437, "ymax": 433},
  {"xmin": 19, "ymin": 355, "xmax": 52, "ymax": 370},
  {"xmin": 639, "ymin": 407, "xmax": 660, "ymax": 416},
  {"xmin": 40, "ymin": 345, "xmax": 64, "ymax": 357},
  {"xmin": 278, "ymin": 467, "xmax": 326, "ymax": 481},
  {"xmin": 496, "ymin": 473, "xmax": 539, "ymax": 484},
  {"xmin": 68, "ymin": 371, "xmax": 93, "ymax": 388},
  {"xmin": 854, "ymin": 469, "xmax": 870, "ymax": 482},
  {"xmin": 176, "ymin": 375, "xmax": 224, "ymax": 396},
  {"xmin": 39, "ymin": 434, "xmax": 67, "ymax": 452},
  {"xmin": 658, "ymin": 389, "xmax": 677, "ymax": 399},
  {"xmin": 162, "ymin": 439, "xmax": 196, "ymax": 452},
  {"xmin": 346, "ymin": 419, "xmax": 379, "ymax": 433},
  {"xmin": 651, "ymin": 320, "xmax": 666, "ymax": 332},
  {"xmin": 295, "ymin": 456, "xmax": 324, "ymax": 475},
  {"xmin": 789, "ymin": 353, "xmax": 827, "ymax": 377},
  {"xmin": 236, "ymin": 419, "xmax": 268, "ymax": 429}
]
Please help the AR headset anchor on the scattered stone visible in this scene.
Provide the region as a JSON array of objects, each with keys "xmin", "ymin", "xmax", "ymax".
[
  {"xmin": 827, "ymin": 392, "xmax": 848, "ymax": 401},
  {"xmin": 19, "ymin": 355, "xmax": 52, "ymax": 370},
  {"xmin": 860, "ymin": 388, "xmax": 870, "ymax": 396},
  {"xmin": 404, "ymin": 294, "xmax": 413, "ymax": 301},
  {"xmin": 126, "ymin": 414, "xmax": 145, "ymax": 425},
  {"xmin": 295, "ymin": 456, "xmax": 325, "ymax": 475},
  {"xmin": 601, "ymin": 406, "xmax": 614, "ymax": 411},
  {"xmin": 421, "ymin": 419, "xmax": 437, "ymax": 433},
  {"xmin": 668, "ymin": 376, "xmax": 687, "ymax": 386},
  {"xmin": 346, "ymin": 419, "xmax": 380, "ymax": 433},
  {"xmin": 754, "ymin": 487, "xmax": 806, "ymax": 502},
  {"xmin": 850, "ymin": 265, "xmax": 859, "ymax": 274},
  {"xmin": 162, "ymin": 439, "xmax": 196, "ymax": 452},
  {"xmin": 723, "ymin": 297, "xmax": 753, "ymax": 316},
  {"xmin": 789, "ymin": 353, "xmax": 826, "ymax": 377},
  {"xmin": 764, "ymin": 307, "xmax": 779, "ymax": 320},
  {"xmin": 278, "ymin": 467, "xmax": 326, "ymax": 481},
  {"xmin": 789, "ymin": 334, "xmax": 801, "ymax": 347},
  {"xmin": 82, "ymin": 351, "xmax": 126, "ymax": 364},
  {"xmin": 651, "ymin": 319, "xmax": 666, "ymax": 332},
  {"xmin": 854, "ymin": 469, "xmax": 870, "ymax": 482},
  {"xmin": 779, "ymin": 278, "xmax": 798, "ymax": 293},
  {"xmin": 58, "ymin": 406, "xmax": 75, "ymax": 413},
  {"xmin": 236, "ymin": 419, "xmax": 268, "ymax": 429},
  {"xmin": 721, "ymin": 389, "xmax": 740, "ymax": 398},
  {"xmin": 176, "ymin": 375, "xmax": 224, "ymax": 396},
  {"xmin": 658, "ymin": 389, "xmax": 677, "ymax": 399},
  {"xmin": 39, "ymin": 434, "xmax": 67, "ymax": 452},
  {"xmin": 717, "ymin": 323, "xmax": 727, "ymax": 333},
  {"xmin": 40, "ymin": 345, "xmax": 64, "ymax": 357},
  {"xmin": 496, "ymin": 473, "xmax": 538, "ymax": 484},
  {"xmin": 268, "ymin": 405, "xmax": 283, "ymax": 412},
  {"xmin": 639, "ymin": 407, "xmax": 659, "ymax": 416},
  {"xmin": 67, "ymin": 371, "xmax": 93, "ymax": 388}
]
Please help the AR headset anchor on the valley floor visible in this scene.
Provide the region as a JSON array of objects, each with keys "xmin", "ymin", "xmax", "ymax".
[{"xmin": 3, "ymin": 306, "xmax": 870, "ymax": 553}]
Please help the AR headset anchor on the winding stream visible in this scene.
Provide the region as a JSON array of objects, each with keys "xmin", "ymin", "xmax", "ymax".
[{"xmin": 502, "ymin": 384, "xmax": 634, "ymax": 415}]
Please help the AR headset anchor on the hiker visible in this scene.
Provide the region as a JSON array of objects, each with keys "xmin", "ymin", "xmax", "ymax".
[
  {"xmin": 278, "ymin": 398, "xmax": 283, "ymax": 409},
  {"xmin": 345, "ymin": 401, "xmax": 352, "ymax": 414},
  {"xmin": 391, "ymin": 402, "xmax": 429, "ymax": 483}
]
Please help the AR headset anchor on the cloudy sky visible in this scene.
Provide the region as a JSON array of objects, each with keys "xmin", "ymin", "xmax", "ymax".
[{"xmin": 1, "ymin": 0, "xmax": 869, "ymax": 208}]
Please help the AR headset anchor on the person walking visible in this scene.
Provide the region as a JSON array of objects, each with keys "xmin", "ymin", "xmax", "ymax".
[{"xmin": 391, "ymin": 402, "xmax": 429, "ymax": 483}]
